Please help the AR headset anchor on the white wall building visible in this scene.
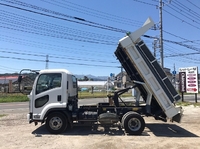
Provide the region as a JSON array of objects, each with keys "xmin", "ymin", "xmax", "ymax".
[{"xmin": 78, "ymin": 81, "xmax": 114, "ymax": 90}]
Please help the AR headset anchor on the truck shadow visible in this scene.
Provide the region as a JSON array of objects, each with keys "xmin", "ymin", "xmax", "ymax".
[
  {"xmin": 32, "ymin": 123, "xmax": 198, "ymax": 137},
  {"xmin": 32, "ymin": 125, "xmax": 126, "ymax": 136},
  {"xmin": 145, "ymin": 123, "xmax": 199, "ymax": 137}
]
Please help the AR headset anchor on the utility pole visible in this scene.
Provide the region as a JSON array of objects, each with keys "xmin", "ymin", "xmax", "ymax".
[
  {"xmin": 121, "ymin": 66, "xmax": 123, "ymax": 88},
  {"xmin": 159, "ymin": 0, "xmax": 164, "ymax": 68},
  {"xmin": 153, "ymin": 39, "xmax": 158, "ymax": 58},
  {"xmin": 173, "ymin": 63, "xmax": 176, "ymax": 88},
  {"xmin": 46, "ymin": 55, "xmax": 49, "ymax": 69}
]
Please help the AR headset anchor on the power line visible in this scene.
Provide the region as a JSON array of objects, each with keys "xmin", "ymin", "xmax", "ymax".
[
  {"xmin": 41, "ymin": 0, "xmax": 142, "ymax": 27},
  {"xmin": 0, "ymin": 50, "xmax": 118, "ymax": 64},
  {"xmin": 0, "ymin": 0, "xmax": 198, "ymax": 47},
  {"xmin": 163, "ymin": 9, "xmax": 200, "ymax": 30},
  {"xmin": 165, "ymin": 52, "xmax": 200, "ymax": 58},
  {"xmin": 3, "ymin": 25, "xmax": 198, "ymax": 63},
  {"xmin": 133, "ymin": 0, "xmax": 157, "ymax": 7},
  {"xmin": 0, "ymin": 0, "xmax": 199, "ymax": 67},
  {"xmin": 62, "ymin": 0, "xmax": 143, "ymax": 24},
  {"xmin": 0, "ymin": 17, "xmax": 119, "ymax": 44},
  {"xmin": 0, "ymin": 56, "xmax": 119, "ymax": 68},
  {"xmin": 143, "ymin": 35, "xmax": 200, "ymax": 52},
  {"xmin": 0, "ymin": 36, "xmax": 113, "ymax": 57},
  {"xmin": 0, "ymin": 1, "xmax": 128, "ymax": 33},
  {"xmin": 0, "ymin": 23, "xmax": 116, "ymax": 45},
  {"xmin": 0, "ymin": 10, "xmax": 120, "ymax": 41},
  {"xmin": 166, "ymin": 3, "xmax": 200, "ymax": 24},
  {"xmin": 0, "ymin": 65, "xmax": 19, "ymax": 72},
  {"xmin": 186, "ymin": 0, "xmax": 200, "ymax": 10},
  {"xmin": 173, "ymin": 0, "xmax": 200, "ymax": 20},
  {"xmin": 164, "ymin": 43, "xmax": 200, "ymax": 62},
  {"xmin": 163, "ymin": 30, "xmax": 200, "ymax": 46},
  {"xmin": 1, "ymin": 22, "xmax": 198, "ymax": 62}
]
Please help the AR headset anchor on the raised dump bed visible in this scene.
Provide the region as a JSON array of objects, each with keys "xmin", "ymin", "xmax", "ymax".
[{"xmin": 115, "ymin": 18, "xmax": 182, "ymax": 122}]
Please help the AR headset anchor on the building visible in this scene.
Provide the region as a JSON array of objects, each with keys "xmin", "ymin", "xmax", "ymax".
[
  {"xmin": 0, "ymin": 76, "xmax": 19, "ymax": 92},
  {"xmin": 0, "ymin": 75, "xmax": 34, "ymax": 93},
  {"xmin": 78, "ymin": 81, "xmax": 114, "ymax": 91}
]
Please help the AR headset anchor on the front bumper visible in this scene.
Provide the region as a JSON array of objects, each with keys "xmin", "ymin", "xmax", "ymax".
[{"xmin": 27, "ymin": 113, "xmax": 33, "ymax": 123}]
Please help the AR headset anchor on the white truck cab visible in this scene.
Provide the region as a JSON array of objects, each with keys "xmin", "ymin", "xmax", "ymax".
[{"xmin": 27, "ymin": 69, "xmax": 78, "ymax": 124}]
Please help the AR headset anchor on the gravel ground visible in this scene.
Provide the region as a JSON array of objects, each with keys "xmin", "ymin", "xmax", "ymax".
[{"xmin": 0, "ymin": 106, "xmax": 200, "ymax": 149}]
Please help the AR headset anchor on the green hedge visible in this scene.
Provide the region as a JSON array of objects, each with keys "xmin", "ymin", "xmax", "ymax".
[
  {"xmin": 0, "ymin": 94, "xmax": 29, "ymax": 103},
  {"xmin": 0, "ymin": 92, "xmax": 132, "ymax": 103}
]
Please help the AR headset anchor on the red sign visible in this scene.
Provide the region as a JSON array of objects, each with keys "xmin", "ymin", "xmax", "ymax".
[
  {"xmin": 187, "ymin": 88, "xmax": 197, "ymax": 92},
  {"xmin": 179, "ymin": 66, "xmax": 199, "ymax": 93},
  {"xmin": 188, "ymin": 81, "xmax": 196, "ymax": 83},
  {"xmin": 187, "ymin": 77, "xmax": 196, "ymax": 80},
  {"xmin": 188, "ymin": 84, "xmax": 196, "ymax": 87}
]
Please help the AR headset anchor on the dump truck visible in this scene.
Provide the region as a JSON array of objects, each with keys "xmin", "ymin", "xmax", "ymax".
[{"xmin": 18, "ymin": 17, "xmax": 183, "ymax": 135}]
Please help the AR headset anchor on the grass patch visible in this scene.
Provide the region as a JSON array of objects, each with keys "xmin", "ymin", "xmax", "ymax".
[
  {"xmin": 1, "ymin": 92, "xmax": 198, "ymax": 106},
  {"xmin": 176, "ymin": 101, "xmax": 200, "ymax": 107},
  {"xmin": 0, "ymin": 93, "xmax": 29, "ymax": 103},
  {"xmin": 0, "ymin": 91, "xmax": 132, "ymax": 102},
  {"xmin": 0, "ymin": 114, "xmax": 7, "ymax": 118}
]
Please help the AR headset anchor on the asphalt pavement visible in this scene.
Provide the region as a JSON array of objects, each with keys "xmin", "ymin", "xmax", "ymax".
[{"xmin": 0, "ymin": 94, "xmax": 199, "ymax": 113}]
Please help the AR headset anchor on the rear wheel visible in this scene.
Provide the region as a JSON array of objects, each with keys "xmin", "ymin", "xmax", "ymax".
[
  {"xmin": 121, "ymin": 111, "xmax": 134, "ymax": 126},
  {"xmin": 122, "ymin": 112, "xmax": 145, "ymax": 135},
  {"xmin": 46, "ymin": 112, "xmax": 67, "ymax": 134}
]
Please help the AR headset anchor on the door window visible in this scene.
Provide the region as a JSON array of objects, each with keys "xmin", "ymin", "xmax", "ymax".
[
  {"xmin": 36, "ymin": 73, "xmax": 62, "ymax": 94},
  {"xmin": 72, "ymin": 75, "xmax": 77, "ymax": 88}
]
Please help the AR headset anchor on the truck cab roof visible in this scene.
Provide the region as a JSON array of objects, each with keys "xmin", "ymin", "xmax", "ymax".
[{"xmin": 39, "ymin": 69, "xmax": 72, "ymax": 74}]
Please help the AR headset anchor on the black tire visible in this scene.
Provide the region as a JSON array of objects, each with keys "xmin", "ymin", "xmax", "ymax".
[
  {"xmin": 46, "ymin": 112, "xmax": 67, "ymax": 134},
  {"xmin": 121, "ymin": 111, "xmax": 135, "ymax": 127},
  {"xmin": 122, "ymin": 112, "xmax": 145, "ymax": 135}
]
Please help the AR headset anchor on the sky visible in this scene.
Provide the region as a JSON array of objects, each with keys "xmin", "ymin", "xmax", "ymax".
[{"xmin": 0, "ymin": 0, "xmax": 200, "ymax": 77}]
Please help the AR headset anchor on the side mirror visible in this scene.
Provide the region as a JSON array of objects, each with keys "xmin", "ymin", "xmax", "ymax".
[{"xmin": 18, "ymin": 76, "xmax": 22, "ymax": 83}]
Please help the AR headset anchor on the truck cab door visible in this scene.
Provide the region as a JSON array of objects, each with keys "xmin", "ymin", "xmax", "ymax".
[{"xmin": 32, "ymin": 73, "xmax": 66, "ymax": 115}]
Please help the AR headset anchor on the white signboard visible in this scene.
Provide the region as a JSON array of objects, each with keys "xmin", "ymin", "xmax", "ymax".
[{"xmin": 179, "ymin": 66, "xmax": 199, "ymax": 93}]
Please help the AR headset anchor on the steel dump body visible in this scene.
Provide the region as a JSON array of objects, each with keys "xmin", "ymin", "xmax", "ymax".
[{"xmin": 115, "ymin": 18, "xmax": 182, "ymax": 122}]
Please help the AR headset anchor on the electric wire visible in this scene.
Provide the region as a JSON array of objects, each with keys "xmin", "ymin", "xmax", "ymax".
[
  {"xmin": 41, "ymin": 0, "xmax": 142, "ymax": 27},
  {"xmin": 0, "ymin": 0, "xmax": 199, "ymax": 69},
  {"xmin": 163, "ymin": 9, "xmax": 200, "ymax": 30},
  {"xmin": 133, "ymin": 0, "xmax": 157, "ymax": 7},
  {"xmin": 0, "ymin": 56, "xmax": 119, "ymax": 68},
  {"xmin": 0, "ymin": 0, "xmax": 128, "ymax": 33},
  {"xmin": 0, "ymin": 10, "xmax": 120, "ymax": 41},
  {"xmin": 186, "ymin": 0, "xmax": 200, "ymax": 11},
  {"xmin": 173, "ymin": 0, "xmax": 200, "ymax": 20},
  {"xmin": 165, "ymin": 4, "xmax": 200, "ymax": 25},
  {"xmin": 0, "ymin": 50, "xmax": 118, "ymax": 64}
]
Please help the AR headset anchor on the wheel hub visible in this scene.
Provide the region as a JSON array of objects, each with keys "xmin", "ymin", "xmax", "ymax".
[
  {"xmin": 128, "ymin": 118, "xmax": 141, "ymax": 131},
  {"xmin": 49, "ymin": 117, "xmax": 63, "ymax": 130}
]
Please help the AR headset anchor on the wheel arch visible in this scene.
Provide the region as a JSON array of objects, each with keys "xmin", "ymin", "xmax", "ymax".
[{"xmin": 43, "ymin": 108, "xmax": 72, "ymax": 127}]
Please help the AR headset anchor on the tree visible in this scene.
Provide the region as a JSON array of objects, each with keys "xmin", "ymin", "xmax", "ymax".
[{"xmin": 83, "ymin": 76, "xmax": 89, "ymax": 81}]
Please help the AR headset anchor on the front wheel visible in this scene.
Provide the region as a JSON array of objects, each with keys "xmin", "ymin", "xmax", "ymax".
[
  {"xmin": 122, "ymin": 112, "xmax": 145, "ymax": 135},
  {"xmin": 46, "ymin": 112, "xmax": 67, "ymax": 134}
]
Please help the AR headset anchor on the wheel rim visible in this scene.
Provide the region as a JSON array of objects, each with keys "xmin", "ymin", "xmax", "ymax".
[
  {"xmin": 128, "ymin": 118, "xmax": 141, "ymax": 131},
  {"xmin": 49, "ymin": 117, "xmax": 63, "ymax": 130}
]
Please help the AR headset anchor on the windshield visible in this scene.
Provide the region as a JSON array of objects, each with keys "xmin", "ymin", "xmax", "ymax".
[{"xmin": 36, "ymin": 73, "xmax": 62, "ymax": 94}]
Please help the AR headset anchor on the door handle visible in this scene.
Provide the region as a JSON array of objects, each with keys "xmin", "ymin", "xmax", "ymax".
[{"xmin": 57, "ymin": 95, "xmax": 61, "ymax": 101}]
